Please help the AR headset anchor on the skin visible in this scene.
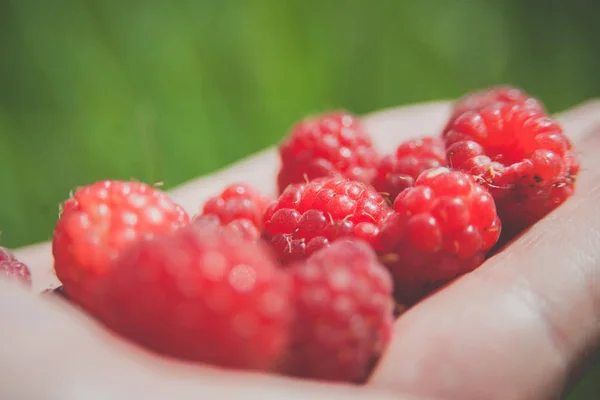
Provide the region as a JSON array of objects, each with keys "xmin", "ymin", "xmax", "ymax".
[{"xmin": 2, "ymin": 99, "xmax": 600, "ymax": 400}]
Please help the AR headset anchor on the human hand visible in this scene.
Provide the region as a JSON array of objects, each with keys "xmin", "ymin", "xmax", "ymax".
[{"xmin": 4, "ymin": 99, "xmax": 600, "ymax": 400}]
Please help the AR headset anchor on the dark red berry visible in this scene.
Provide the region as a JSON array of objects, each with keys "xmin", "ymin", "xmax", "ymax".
[
  {"xmin": 443, "ymin": 102, "xmax": 579, "ymax": 233},
  {"xmin": 380, "ymin": 167, "xmax": 501, "ymax": 305},
  {"xmin": 264, "ymin": 178, "xmax": 393, "ymax": 264}
]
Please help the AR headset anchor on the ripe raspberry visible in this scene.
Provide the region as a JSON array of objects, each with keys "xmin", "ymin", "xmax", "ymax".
[
  {"xmin": 277, "ymin": 111, "xmax": 379, "ymax": 194},
  {"xmin": 263, "ymin": 177, "xmax": 393, "ymax": 264},
  {"xmin": 444, "ymin": 102, "xmax": 579, "ymax": 232},
  {"xmin": 451, "ymin": 85, "xmax": 544, "ymax": 121},
  {"xmin": 92, "ymin": 222, "xmax": 291, "ymax": 371},
  {"xmin": 0, "ymin": 246, "xmax": 32, "ymax": 288},
  {"xmin": 198, "ymin": 183, "xmax": 272, "ymax": 236},
  {"xmin": 52, "ymin": 180, "xmax": 189, "ymax": 309},
  {"xmin": 371, "ymin": 137, "xmax": 447, "ymax": 203},
  {"xmin": 380, "ymin": 167, "xmax": 501, "ymax": 305},
  {"xmin": 282, "ymin": 240, "xmax": 394, "ymax": 383}
]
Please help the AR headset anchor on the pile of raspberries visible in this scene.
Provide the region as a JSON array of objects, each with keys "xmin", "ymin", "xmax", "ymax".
[{"xmin": 1, "ymin": 86, "xmax": 580, "ymax": 383}]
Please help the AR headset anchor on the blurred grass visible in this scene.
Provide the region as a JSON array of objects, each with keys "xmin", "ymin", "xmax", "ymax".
[{"xmin": 0, "ymin": 0, "xmax": 599, "ymax": 397}]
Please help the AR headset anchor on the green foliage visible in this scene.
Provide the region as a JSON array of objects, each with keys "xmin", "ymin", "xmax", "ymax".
[{"xmin": 0, "ymin": 1, "xmax": 599, "ymax": 396}]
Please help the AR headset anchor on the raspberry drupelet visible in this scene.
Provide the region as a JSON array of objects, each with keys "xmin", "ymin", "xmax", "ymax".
[
  {"xmin": 371, "ymin": 137, "xmax": 447, "ymax": 203},
  {"xmin": 263, "ymin": 177, "xmax": 393, "ymax": 264},
  {"xmin": 380, "ymin": 167, "xmax": 501, "ymax": 305},
  {"xmin": 277, "ymin": 111, "xmax": 380, "ymax": 194},
  {"xmin": 443, "ymin": 102, "xmax": 579, "ymax": 233}
]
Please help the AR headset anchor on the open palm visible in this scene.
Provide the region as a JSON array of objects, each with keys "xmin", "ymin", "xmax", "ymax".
[{"xmin": 3, "ymin": 99, "xmax": 600, "ymax": 400}]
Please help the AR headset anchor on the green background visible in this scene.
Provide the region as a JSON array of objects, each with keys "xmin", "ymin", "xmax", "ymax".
[{"xmin": 1, "ymin": 0, "xmax": 599, "ymax": 397}]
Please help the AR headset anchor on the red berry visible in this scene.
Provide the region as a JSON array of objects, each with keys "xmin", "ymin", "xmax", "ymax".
[
  {"xmin": 52, "ymin": 180, "xmax": 189, "ymax": 309},
  {"xmin": 92, "ymin": 222, "xmax": 292, "ymax": 371},
  {"xmin": 0, "ymin": 247, "xmax": 32, "ymax": 288},
  {"xmin": 264, "ymin": 177, "xmax": 393, "ymax": 264},
  {"xmin": 380, "ymin": 167, "xmax": 501, "ymax": 305},
  {"xmin": 371, "ymin": 137, "xmax": 446, "ymax": 202},
  {"xmin": 443, "ymin": 102, "xmax": 579, "ymax": 232},
  {"xmin": 277, "ymin": 111, "xmax": 380, "ymax": 194},
  {"xmin": 451, "ymin": 85, "xmax": 544, "ymax": 121},
  {"xmin": 282, "ymin": 240, "xmax": 394, "ymax": 382},
  {"xmin": 197, "ymin": 183, "xmax": 272, "ymax": 236}
]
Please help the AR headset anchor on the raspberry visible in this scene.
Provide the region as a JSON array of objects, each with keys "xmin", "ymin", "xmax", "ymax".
[
  {"xmin": 263, "ymin": 177, "xmax": 393, "ymax": 264},
  {"xmin": 443, "ymin": 102, "xmax": 579, "ymax": 232},
  {"xmin": 92, "ymin": 222, "xmax": 292, "ymax": 371},
  {"xmin": 282, "ymin": 240, "xmax": 394, "ymax": 383},
  {"xmin": 380, "ymin": 167, "xmax": 501, "ymax": 305},
  {"xmin": 52, "ymin": 180, "xmax": 189, "ymax": 309},
  {"xmin": 197, "ymin": 183, "xmax": 272, "ymax": 236},
  {"xmin": 0, "ymin": 246, "xmax": 32, "ymax": 288},
  {"xmin": 451, "ymin": 85, "xmax": 544, "ymax": 121},
  {"xmin": 277, "ymin": 111, "xmax": 379, "ymax": 194},
  {"xmin": 371, "ymin": 137, "xmax": 447, "ymax": 203}
]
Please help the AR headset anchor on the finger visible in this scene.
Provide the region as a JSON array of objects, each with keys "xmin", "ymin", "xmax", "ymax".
[
  {"xmin": 0, "ymin": 281, "xmax": 422, "ymax": 400},
  {"xmin": 370, "ymin": 101, "xmax": 600, "ymax": 400},
  {"xmin": 14, "ymin": 101, "xmax": 454, "ymax": 291}
]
